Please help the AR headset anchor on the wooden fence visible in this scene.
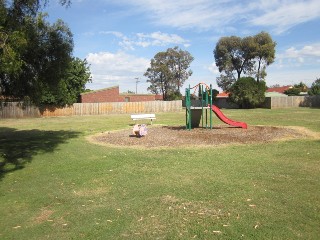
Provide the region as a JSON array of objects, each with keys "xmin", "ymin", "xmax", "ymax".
[
  {"xmin": 182, "ymin": 96, "xmax": 320, "ymax": 109},
  {"xmin": 264, "ymin": 96, "xmax": 320, "ymax": 109},
  {"xmin": 0, "ymin": 100, "xmax": 182, "ymax": 119}
]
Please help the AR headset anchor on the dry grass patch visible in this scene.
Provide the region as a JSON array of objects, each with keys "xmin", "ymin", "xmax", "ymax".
[{"xmin": 33, "ymin": 208, "xmax": 54, "ymax": 224}]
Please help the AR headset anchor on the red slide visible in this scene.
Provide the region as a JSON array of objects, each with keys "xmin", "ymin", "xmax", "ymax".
[{"xmin": 211, "ymin": 105, "xmax": 247, "ymax": 129}]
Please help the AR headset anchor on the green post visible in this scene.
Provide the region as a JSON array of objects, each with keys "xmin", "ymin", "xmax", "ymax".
[
  {"xmin": 201, "ymin": 85, "xmax": 204, "ymax": 128},
  {"xmin": 210, "ymin": 84, "xmax": 213, "ymax": 129},
  {"xmin": 205, "ymin": 86, "xmax": 209, "ymax": 128},
  {"xmin": 185, "ymin": 86, "xmax": 191, "ymax": 130}
]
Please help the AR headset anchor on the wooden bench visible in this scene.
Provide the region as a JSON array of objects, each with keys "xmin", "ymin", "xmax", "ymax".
[{"xmin": 131, "ymin": 114, "xmax": 156, "ymax": 124}]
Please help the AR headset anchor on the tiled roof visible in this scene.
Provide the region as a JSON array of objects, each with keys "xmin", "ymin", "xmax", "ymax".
[
  {"xmin": 217, "ymin": 92, "xmax": 229, "ymax": 98},
  {"xmin": 266, "ymin": 85, "xmax": 292, "ymax": 93}
]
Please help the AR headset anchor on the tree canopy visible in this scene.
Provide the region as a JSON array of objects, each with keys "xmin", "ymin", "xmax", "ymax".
[
  {"xmin": 213, "ymin": 31, "xmax": 276, "ymax": 90},
  {"xmin": 308, "ymin": 78, "xmax": 320, "ymax": 96},
  {"xmin": 0, "ymin": 0, "xmax": 92, "ymax": 106},
  {"xmin": 284, "ymin": 82, "xmax": 308, "ymax": 96},
  {"xmin": 144, "ymin": 46, "xmax": 194, "ymax": 100}
]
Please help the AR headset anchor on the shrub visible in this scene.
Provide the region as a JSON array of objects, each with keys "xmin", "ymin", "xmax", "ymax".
[
  {"xmin": 284, "ymin": 82, "xmax": 308, "ymax": 96},
  {"xmin": 229, "ymin": 77, "xmax": 267, "ymax": 108},
  {"xmin": 308, "ymin": 78, "xmax": 320, "ymax": 96}
]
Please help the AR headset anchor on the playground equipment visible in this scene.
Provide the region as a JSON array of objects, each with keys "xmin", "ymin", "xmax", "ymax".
[
  {"xmin": 185, "ymin": 83, "xmax": 213, "ymax": 130},
  {"xmin": 185, "ymin": 83, "xmax": 247, "ymax": 130},
  {"xmin": 132, "ymin": 124, "xmax": 148, "ymax": 137}
]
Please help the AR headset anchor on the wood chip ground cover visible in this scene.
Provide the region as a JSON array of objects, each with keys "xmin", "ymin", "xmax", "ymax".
[{"xmin": 90, "ymin": 125, "xmax": 313, "ymax": 148}]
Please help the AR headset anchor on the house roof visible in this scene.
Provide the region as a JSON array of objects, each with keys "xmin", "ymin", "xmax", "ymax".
[
  {"xmin": 265, "ymin": 92, "xmax": 287, "ymax": 97},
  {"xmin": 80, "ymin": 85, "xmax": 119, "ymax": 95},
  {"xmin": 119, "ymin": 93, "xmax": 155, "ymax": 96},
  {"xmin": 266, "ymin": 85, "xmax": 292, "ymax": 93},
  {"xmin": 217, "ymin": 92, "xmax": 229, "ymax": 98}
]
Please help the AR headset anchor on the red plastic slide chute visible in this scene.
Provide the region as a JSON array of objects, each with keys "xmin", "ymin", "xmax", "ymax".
[{"xmin": 211, "ymin": 105, "xmax": 247, "ymax": 129}]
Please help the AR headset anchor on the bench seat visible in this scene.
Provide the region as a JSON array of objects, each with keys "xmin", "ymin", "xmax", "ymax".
[{"xmin": 131, "ymin": 114, "xmax": 156, "ymax": 124}]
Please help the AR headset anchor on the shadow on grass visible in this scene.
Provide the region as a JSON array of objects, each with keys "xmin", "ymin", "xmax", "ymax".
[{"xmin": 0, "ymin": 127, "xmax": 80, "ymax": 180}]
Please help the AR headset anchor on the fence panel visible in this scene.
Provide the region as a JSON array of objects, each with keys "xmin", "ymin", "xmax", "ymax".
[
  {"xmin": 0, "ymin": 102, "xmax": 41, "ymax": 118},
  {"xmin": 1, "ymin": 100, "xmax": 182, "ymax": 118},
  {"xmin": 265, "ymin": 96, "xmax": 320, "ymax": 109}
]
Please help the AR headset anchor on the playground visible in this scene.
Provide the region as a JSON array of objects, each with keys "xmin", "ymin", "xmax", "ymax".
[{"xmin": 93, "ymin": 83, "xmax": 309, "ymax": 148}]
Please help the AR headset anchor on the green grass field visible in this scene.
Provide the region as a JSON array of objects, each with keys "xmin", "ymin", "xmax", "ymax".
[{"xmin": 1, "ymin": 108, "xmax": 320, "ymax": 239}]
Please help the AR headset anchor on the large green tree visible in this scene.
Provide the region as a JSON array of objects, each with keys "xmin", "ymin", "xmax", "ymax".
[
  {"xmin": 214, "ymin": 36, "xmax": 256, "ymax": 81},
  {"xmin": 0, "ymin": 0, "xmax": 91, "ymax": 106},
  {"xmin": 253, "ymin": 31, "xmax": 276, "ymax": 82},
  {"xmin": 213, "ymin": 31, "xmax": 276, "ymax": 88},
  {"xmin": 144, "ymin": 46, "xmax": 193, "ymax": 100}
]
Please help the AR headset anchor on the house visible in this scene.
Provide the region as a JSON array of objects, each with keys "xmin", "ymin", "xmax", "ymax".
[{"xmin": 80, "ymin": 86, "xmax": 163, "ymax": 103}]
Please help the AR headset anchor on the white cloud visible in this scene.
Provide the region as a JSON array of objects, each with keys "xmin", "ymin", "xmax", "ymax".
[
  {"xmin": 136, "ymin": 31, "xmax": 191, "ymax": 48},
  {"xmin": 208, "ymin": 62, "xmax": 219, "ymax": 75},
  {"xmin": 100, "ymin": 31, "xmax": 124, "ymax": 38},
  {"xmin": 278, "ymin": 43, "xmax": 320, "ymax": 60},
  {"xmin": 250, "ymin": 0, "xmax": 320, "ymax": 34},
  {"xmin": 101, "ymin": 31, "xmax": 190, "ymax": 50},
  {"xmin": 86, "ymin": 51, "xmax": 150, "ymax": 90},
  {"xmin": 114, "ymin": 0, "xmax": 320, "ymax": 34},
  {"xmin": 272, "ymin": 42, "xmax": 320, "ymax": 71},
  {"xmin": 120, "ymin": 0, "xmax": 245, "ymax": 30}
]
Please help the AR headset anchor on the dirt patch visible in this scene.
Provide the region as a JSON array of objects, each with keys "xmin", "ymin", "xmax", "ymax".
[
  {"xmin": 33, "ymin": 208, "xmax": 54, "ymax": 224},
  {"xmin": 90, "ymin": 125, "xmax": 315, "ymax": 149}
]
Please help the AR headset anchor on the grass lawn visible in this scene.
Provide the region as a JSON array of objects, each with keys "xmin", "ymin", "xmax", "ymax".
[{"xmin": 0, "ymin": 108, "xmax": 320, "ymax": 239}]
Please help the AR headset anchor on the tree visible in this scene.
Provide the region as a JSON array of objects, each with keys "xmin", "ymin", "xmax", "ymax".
[
  {"xmin": 214, "ymin": 36, "xmax": 256, "ymax": 80},
  {"xmin": 167, "ymin": 46, "xmax": 194, "ymax": 92},
  {"xmin": 0, "ymin": 0, "xmax": 91, "ymax": 106},
  {"xmin": 284, "ymin": 82, "xmax": 307, "ymax": 96},
  {"xmin": 253, "ymin": 31, "xmax": 276, "ymax": 82},
  {"xmin": 213, "ymin": 32, "xmax": 276, "ymax": 82},
  {"xmin": 229, "ymin": 77, "xmax": 267, "ymax": 108},
  {"xmin": 39, "ymin": 58, "xmax": 91, "ymax": 105},
  {"xmin": 216, "ymin": 70, "xmax": 236, "ymax": 92},
  {"xmin": 308, "ymin": 78, "xmax": 320, "ymax": 95},
  {"xmin": 145, "ymin": 46, "xmax": 193, "ymax": 100}
]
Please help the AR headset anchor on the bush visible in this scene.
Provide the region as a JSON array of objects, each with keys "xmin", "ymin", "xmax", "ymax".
[
  {"xmin": 284, "ymin": 82, "xmax": 308, "ymax": 96},
  {"xmin": 229, "ymin": 77, "xmax": 267, "ymax": 108},
  {"xmin": 166, "ymin": 91, "xmax": 182, "ymax": 100},
  {"xmin": 308, "ymin": 78, "xmax": 320, "ymax": 96}
]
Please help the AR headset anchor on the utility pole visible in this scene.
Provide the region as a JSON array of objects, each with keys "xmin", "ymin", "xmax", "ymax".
[{"xmin": 135, "ymin": 77, "xmax": 140, "ymax": 94}]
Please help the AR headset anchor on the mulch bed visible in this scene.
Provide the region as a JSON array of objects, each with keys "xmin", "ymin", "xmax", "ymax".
[{"xmin": 92, "ymin": 125, "xmax": 307, "ymax": 148}]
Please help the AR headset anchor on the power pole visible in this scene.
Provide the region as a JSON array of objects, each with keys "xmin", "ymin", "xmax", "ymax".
[{"xmin": 135, "ymin": 77, "xmax": 140, "ymax": 94}]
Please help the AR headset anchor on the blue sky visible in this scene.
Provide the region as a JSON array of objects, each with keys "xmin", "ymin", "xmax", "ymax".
[{"xmin": 46, "ymin": 0, "xmax": 320, "ymax": 93}]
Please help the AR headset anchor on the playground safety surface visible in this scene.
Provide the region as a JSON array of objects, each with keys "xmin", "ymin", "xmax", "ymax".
[{"xmin": 91, "ymin": 125, "xmax": 313, "ymax": 148}]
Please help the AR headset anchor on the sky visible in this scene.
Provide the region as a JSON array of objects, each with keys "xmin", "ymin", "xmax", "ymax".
[{"xmin": 45, "ymin": 0, "xmax": 320, "ymax": 93}]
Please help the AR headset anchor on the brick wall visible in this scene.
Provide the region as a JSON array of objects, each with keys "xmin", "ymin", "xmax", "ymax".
[
  {"xmin": 80, "ymin": 86, "xmax": 122, "ymax": 103},
  {"xmin": 80, "ymin": 85, "xmax": 163, "ymax": 103},
  {"xmin": 155, "ymin": 94, "xmax": 164, "ymax": 100},
  {"xmin": 119, "ymin": 94, "xmax": 156, "ymax": 102}
]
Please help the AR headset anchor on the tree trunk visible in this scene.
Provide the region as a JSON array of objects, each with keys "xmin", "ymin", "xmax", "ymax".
[{"xmin": 257, "ymin": 57, "xmax": 261, "ymax": 83}]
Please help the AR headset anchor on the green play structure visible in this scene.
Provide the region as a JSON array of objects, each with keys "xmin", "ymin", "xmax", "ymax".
[
  {"xmin": 185, "ymin": 83, "xmax": 213, "ymax": 130},
  {"xmin": 185, "ymin": 82, "xmax": 248, "ymax": 130}
]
